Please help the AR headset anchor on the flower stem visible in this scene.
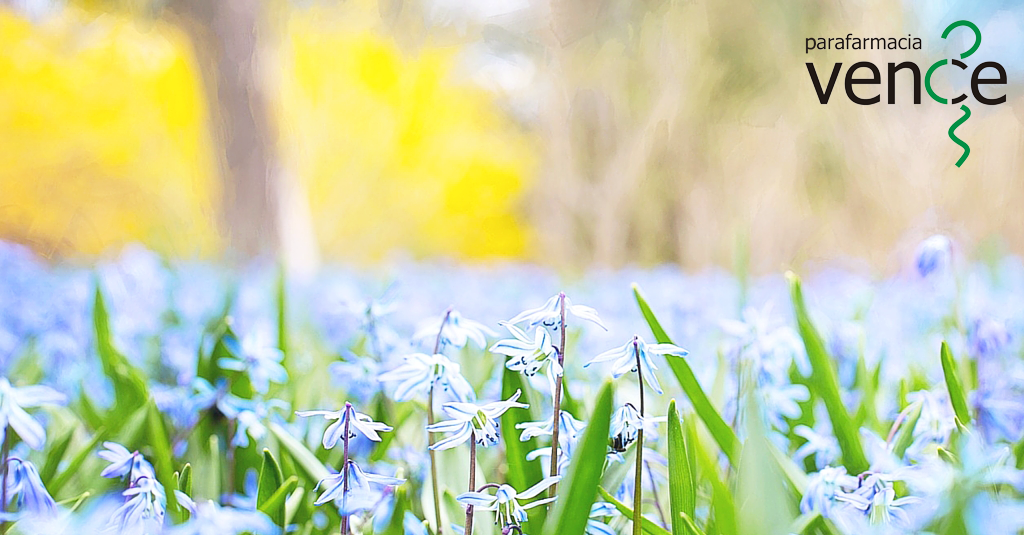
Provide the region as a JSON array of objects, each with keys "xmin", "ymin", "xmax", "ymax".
[
  {"xmin": 548, "ymin": 292, "xmax": 567, "ymax": 495},
  {"xmin": 0, "ymin": 431, "xmax": 9, "ymax": 534},
  {"xmin": 341, "ymin": 404, "xmax": 353, "ymax": 535},
  {"xmin": 632, "ymin": 340, "xmax": 645, "ymax": 535},
  {"xmin": 465, "ymin": 431, "xmax": 477, "ymax": 535},
  {"xmin": 427, "ymin": 308, "xmax": 452, "ymax": 535}
]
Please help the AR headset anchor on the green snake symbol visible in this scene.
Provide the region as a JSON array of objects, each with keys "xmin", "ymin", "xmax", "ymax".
[
  {"xmin": 924, "ymin": 20, "xmax": 981, "ymax": 167},
  {"xmin": 949, "ymin": 105, "xmax": 971, "ymax": 167}
]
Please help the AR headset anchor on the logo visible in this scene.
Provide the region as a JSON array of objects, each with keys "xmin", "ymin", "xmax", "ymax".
[{"xmin": 805, "ymin": 20, "xmax": 1006, "ymax": 167}]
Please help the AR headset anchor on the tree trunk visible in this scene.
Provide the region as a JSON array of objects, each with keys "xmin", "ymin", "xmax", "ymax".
[{"xmin": 167, "ymin": 0, "xmax": 278, "ymax": 258}]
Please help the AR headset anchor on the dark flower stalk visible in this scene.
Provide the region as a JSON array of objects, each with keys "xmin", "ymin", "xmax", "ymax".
[
  {"xmin": 632, "ymin": 339, "xmax": 645, "ymax": 535},
  {"xmin": 428, "ymin": 307, "xmax": 452, "ymax": 534},
  {"xmin": 1, "ymin": 432, "xmax": 9, "ymax": 534},
  {"xmin": 548, "ymin": 293, "xmax": 567, "ymax": 493},
  {"xmin": 464, "ymin": 431, "xmax": 477, "ymax": 535},
  {"xmin": 341, "ymin": 402, "xmax": 353, "ymax": 535}
]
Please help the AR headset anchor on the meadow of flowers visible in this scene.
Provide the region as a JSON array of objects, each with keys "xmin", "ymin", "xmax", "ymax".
[{"xmin": 1, "ymin": 236, "xmax": 1023, "ymax": 535}]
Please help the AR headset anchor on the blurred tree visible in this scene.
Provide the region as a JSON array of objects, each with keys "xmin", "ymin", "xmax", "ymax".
[{"xmin": 164, "ymin": 0, "xmax": 279, "ymax": 257}]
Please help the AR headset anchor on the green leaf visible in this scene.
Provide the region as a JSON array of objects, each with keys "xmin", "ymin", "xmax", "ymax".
[
  {"xmin": 597, "ymin": 486, "xmax": 680, "ymax": 535},
  {"xmin": 786, "ymin": 272, "xmax": 869, "ymax": 474},
  {"xmin": 381, "ymin": 485, "xmax": 410, "ymax": 535},
  {"xmin": 940, "ymin": 341, "xmax": 971, "ymax": 426},
  {"xmin": 146, "ymin": 401, "xmax": 181, "ymax": 523},
  {"xmin": 40, "ymin": 426, "xmax": 75, "ymax": 485},
  {"xmin": 501, "ymin": 367, "xmax": 545, "ymax": 531},
  {"xmin": 284, "ymin": 486, "xmax": 305, "ymax": 527},
  {"xmin": 269, "ymin": 422, "xmax": 330, "ymax": 484},
  {"xmin": 206, "ymin": 435, "xmax": 222, "ymax": 500},
  {"xmin": 276, "ymin": 265, "xmax": 288, "ymax": 357},
  {"xmin": 687, "ymin": 424, "xmax": 735, "ymax": 535},
  {"xmin": 737, "ymin": 388, "xmax": 796, "ymax": 535},
  {"xmin": 48, "ymin": 427, "xmax": 107, "ymax": 497},
  {"xmin": 545, "ymin": 380, "xmax": 614, "ymax": 535},
  {"xmin": 789, "ymin": 513, "xmax": 842, "ymax": 535},
  {"xmin": 632, "ymin": 283, "xmax": 739, "ymax": 462},
  {"xmin": 93, "ymin": 283, "xmax": 149, "ymax": 424},
  {"xmin": 891, "ymin": 401, "xmax": 924, "ymax": 460},
  {"xmin": 667, "ymin": 400, "xmax": 696, "ymax": 535},
  {"xmin": 258, "ymin": 449, "xmax": 287, "ymax": 528},
  {"xmin": 258, "ymin": 476, "xmax": 299, "ymax": 523},
  {"xmin": 177, "ymin": 463, "xmax": 193, "ymax": 496}
]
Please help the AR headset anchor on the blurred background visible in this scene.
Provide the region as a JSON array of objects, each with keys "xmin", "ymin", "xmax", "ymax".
[{"xmin": 2, "ymin": 0, "xmax": 1024, "ymax": 273}]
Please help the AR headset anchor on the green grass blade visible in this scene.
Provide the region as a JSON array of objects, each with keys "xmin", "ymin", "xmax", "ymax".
[
  {"xmin": 177, "ymin": 463, "xmax": 193, "ymax": 496},
  {"xmin": 632, "ymin": 283, "xmax": 738, "ymax": 462},
  {"xmin": 48, "ymin": 427, "xmax": 107, "ymax": 497},
  {"xmin": 258, "ymin": 476, "xmax": 299, "ymax": 522},
  {"xmin": 545, "ymin": 380, "xmax": 614, "ymax": 535},
  {"xmin": 786, "ymin": 272, "xmax": 869, "ymax": 474},
  {"xmin": 737, "ymin": 388, "xmax": 796, "ymax": 535},
  {"xmin": 501, "ymin": 367, "xmax": 545, "ymax": 530},
  {"xmin": 146, "ymin": 401, "xmax": 181, "ymax": 523},
  {"xmin": 597, "ymin": 486, "xmax": 680, "ymax": 535},
  {"xmin": 270, "ymin": 422, "xmax": 330, "ymax": 484},
  {"xmin": 276, "ymin": 265, "xmax": 288, "ymax": 357},
  {"xmin": 93, "ymin": 283, "xmax": 150, "ymax": 425},
  {"xmin": 891, "ymin": 401, "xmax": 923, "ymax": 460},
  {"xmin": 667, "ymin": 400, "xmax": 696, "ymax": 535},
  {"xmin": 258, "ymin": 449, "xmax": 287, "ymax": 528},
  {"xmin": 940, "ymin": 341, "xmax": 971, "ymax": 426},
  {"xmin": 40, "ymin": 426, "xmax": 75, "ymax": 485}
]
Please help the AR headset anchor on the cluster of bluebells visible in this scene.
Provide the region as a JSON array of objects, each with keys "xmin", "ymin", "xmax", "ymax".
[{"xmin": 1, "ymin": 233, "xmax": 1024, "ymax": 535}]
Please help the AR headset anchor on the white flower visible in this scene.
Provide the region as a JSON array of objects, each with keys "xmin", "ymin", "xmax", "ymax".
[
  {"xmin": 490, "ymin": 323, "xmax": 562, "ymax": 394},
  {"xmin": 507, "ymin": 293, "xmax": 606, "ymax": 333},
  {"xmin": 456, "ymin": 477, "xmax": 560, "ymax": 528},
  {"xmin": 516, "ymin": 411, "xmax": 586, "ymax": 457},
  {"xmin": 378, "ymin": 352, "xmax": 475, "ymax": 403},
  {"xmin": 313, "ymin": 460, "xmax": 404, "ymax": 512},
  {"xmin": 413, "ymin": 310, "xmax": 495, "ymax": 351},
  {"xmin": 0, "ymin": 378, "xmax": 66, "ymax": 450},
  {"xmin": 609, "ymin": 403, "xmax": 643, "ymax": 452},
  {"xmin": 427, "ymin": 390, "xmax": 528, "ymax": 450},
  {"xmin": 584, "ymin": 336, "xmax": 688, "ymax": 395},
  {"xmin": 296, "ymin": 402, "xmax": 393, "ymax": 448}
]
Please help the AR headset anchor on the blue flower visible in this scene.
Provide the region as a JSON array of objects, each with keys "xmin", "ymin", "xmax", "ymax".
[
  {"xmin": 313, "ymin": 459, "xmax": 404, "ymax": 513},
  {"xmin": 427, "ymin": 390, "xmax": 528, "ymax": 450},
  {"xmin": 378, "ymin": 352, "xmax": 475, "ymax": 403},
  {"xmin": 800, "ymin": 466, "xmax": 858, "ymax": 517},
  {"xmin": 585, "ymin": 502, "xmax": 619, "ymax": 535},
  {"xmin": 403, "ymin": 511, "xmax": 430, "ymax": 535},
  {"xmin": 915, "ymin": 235, "xmax": 952, "ymax": 278},
  {"xmin": 834, "ymin": 473, "xmax": 921, "ymax": 530},
  {"xmin": 507, "ymin": 293, "xmax": 606, "ymax": 333},
  {"xmin": 585, "ymin": 336, "xmax": 688, "ymax": 395},
  {"xmin": 217, "ymin": 395, "xmax": 289, "ymax": 448},
  {"xmin": 414, "ymin": 310, "xmax": 495, "ymax": 352},
  {"xmin": 455, "ymin": 477, "xmax": 560, "ymax": 528},
  {"xmin": 0, "ymin": 378, "xmax": 66, "ymax": 450},
  {"xmin": 516, "ymin": 410, "xmax": 586, "ymax": 458},
  {"xmin": 166, "ymin": 500, "xmax": 278, "ymax": 535},
  {"xmin": 609, "ymin": 403, "xmax": 643, "ymax": 452},
  {"xmin": 4, "ymin": 458, "xmax": 56, "ymax": 517},
  {"xmin": 490, "ymin": 322, "xmax": 561, "ymax": 394},
  {"xmin": 218, "ymin": 329, "xmax": 287, "ymax": 394},
  {"xmin": 296, "ymin": 401, "xmax": 393, "ymax": 448},
  {"xmin": 793, "ymin": 425, "xmax": 840, "ymax": 469},
  {"xmin": 98, "ymin": 441, "xmax": 155, "ymax": 481},
  {"xmin": 108, "ymin": 475, "xmax": 166, "ymax": 534},
  {"xmin": 968, "ymin": 318, "xmax": 1011, "ymax": 358}
]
